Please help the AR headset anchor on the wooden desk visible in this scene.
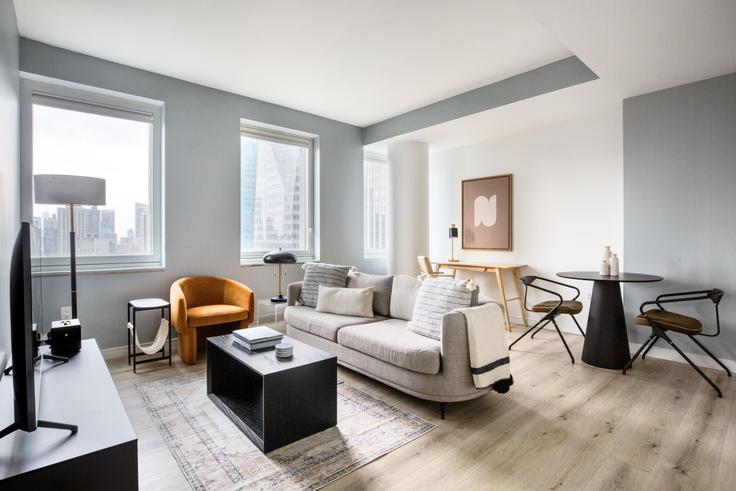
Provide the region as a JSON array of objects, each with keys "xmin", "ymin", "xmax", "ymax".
[{"xmin": 433, "ymin": 261, "xmax": 528, "ymax": 331}]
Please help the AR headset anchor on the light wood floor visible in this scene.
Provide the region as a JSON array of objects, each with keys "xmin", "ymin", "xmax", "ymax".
[{"xmin": 108, "ymin": 327, "xmax": 736, "ymax": 491}]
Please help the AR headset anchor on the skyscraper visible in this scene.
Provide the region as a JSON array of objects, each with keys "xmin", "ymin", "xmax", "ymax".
[{"xmin": 135, "ymin": 202, "xmax": 151, "ymax": 254}]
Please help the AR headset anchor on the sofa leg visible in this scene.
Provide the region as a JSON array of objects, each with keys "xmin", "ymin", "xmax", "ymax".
[
  {"xmin": 178, "ymin": 329, "xmax": 197, "ymax": 365},
  {"xmin": 439, "ymin": 402, "xmax": 446, "ymax": 420}
]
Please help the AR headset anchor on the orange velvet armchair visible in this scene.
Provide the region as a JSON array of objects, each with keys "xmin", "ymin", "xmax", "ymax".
[{"xmin": 170, "ymin": 276, "xmax": 254, "ymax": 364}]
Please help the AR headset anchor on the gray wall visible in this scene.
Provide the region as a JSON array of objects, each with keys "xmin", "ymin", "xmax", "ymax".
[
  {"xmin": 624, "ymin": 72, "xmax": 736, "ymax": 363},
  {"xmin": 19, "ymin": 39, "xmax": 370, "ymax": 350},
  {"xmin": 0, "ymin": 0, "xmax": 19, "ymax": 357}
]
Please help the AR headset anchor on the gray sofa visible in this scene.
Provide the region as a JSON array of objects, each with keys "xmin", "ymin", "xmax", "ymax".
[{"xmin": 284, "ymin": 273, "xmax": 511, "ymax": 418}]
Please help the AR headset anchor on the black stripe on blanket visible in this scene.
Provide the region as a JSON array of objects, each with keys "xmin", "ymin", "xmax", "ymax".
[{"xmin": 471, "ymin": 356, "xmax": 510, "ymax": 375}]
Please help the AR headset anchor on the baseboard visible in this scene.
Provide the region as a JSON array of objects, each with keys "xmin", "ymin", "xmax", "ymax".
[
  {"xmin": 627, "ymin": 340, "xmax": 736, "ymax": 373},
  {"xmin": 101, "ymin": 338, "xmax": 178, "ymax": 360}
]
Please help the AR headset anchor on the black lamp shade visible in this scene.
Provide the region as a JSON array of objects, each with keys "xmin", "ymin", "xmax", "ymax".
[
  {"xmin": 449, "ymin": 225, "xmax": 459, "ymax": 239},
  {"xmin": 263, "ymin": 249, "xmax": 297, "ymax": 264}
]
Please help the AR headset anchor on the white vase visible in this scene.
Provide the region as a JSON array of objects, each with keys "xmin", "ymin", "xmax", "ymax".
[
  {"xmin": 600, "ymin": 260, "xmax": 610, "ymax": 276},
  {"xmin": 609, "ymin": 254, "xmax": 619, "ymax": 276},
  {"xmin": 602, "ymin": 246, "xmax": 612, "ymax": 262}
]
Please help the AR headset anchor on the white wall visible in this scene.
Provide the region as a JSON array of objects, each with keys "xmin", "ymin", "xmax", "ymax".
[
  {"xmin": 428, "ymin": 109, "xmax": 623, "ymax": 332},
  {"xmin": 387, "ymin": 141, "xmax": 428, "ymax": 276}
]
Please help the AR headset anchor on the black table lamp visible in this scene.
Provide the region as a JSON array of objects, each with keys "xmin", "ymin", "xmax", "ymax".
[
  {"xmin": 263, "ymin": 248, "xmax": 297, "ymax": 303},
  {"xmin": 33, "ymin": 174, "xmax": 107, "ymax": 319},
  {"xmin": 448, "ymin": 224, "xmax": 459, "ymax": 262}
]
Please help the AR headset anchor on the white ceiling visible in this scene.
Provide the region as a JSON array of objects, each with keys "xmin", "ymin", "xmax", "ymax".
[
  {"xmin": 518, "ymin": 0, "xmax": 736, "ymax": 99},
  {"xmin": 14, "ymin": 0, "xmax": 571, "ymax": 127},
  {"xmin": 370, "ymin": 0, "xmax": 736, "ymax": 151}
]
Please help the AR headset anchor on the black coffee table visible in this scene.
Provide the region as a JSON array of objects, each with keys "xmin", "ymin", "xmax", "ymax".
[
  {"xmin": 206, "ymin": 334, "xmax": 337, "ymax": 453},
  {"xmin": 557, "ymin": 271, "xmax": 663, "ymax": 369}
]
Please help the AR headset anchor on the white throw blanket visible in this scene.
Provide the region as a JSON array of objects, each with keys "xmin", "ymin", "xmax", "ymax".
[{"xmin": 457, "ymin": 302, "xmax": 511, "ymax": 389}]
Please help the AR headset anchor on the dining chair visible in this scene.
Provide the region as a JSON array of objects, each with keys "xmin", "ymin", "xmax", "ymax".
[
  {"xmin": 416, "ymin": 256, "xmax": 455, "ymax": 278},
  {"xmin": 623, "ymin": 289, "xmax": 731, "ymax": 397},
  {"xmin": 509, "ymin": 276, "xmax": 585, "ymax": 363}
]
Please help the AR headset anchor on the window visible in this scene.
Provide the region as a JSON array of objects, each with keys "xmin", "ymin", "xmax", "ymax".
[
  {"xmin": 23, "ymin": 76, "xmax": 164, "ymax": 271},
  {"xmin": 240, "ymin": 123, "xmax": 315, "ymax": 263},
  {"xmin": 364, "ymin": 154, "xmax": 388, "ymax": 258}
]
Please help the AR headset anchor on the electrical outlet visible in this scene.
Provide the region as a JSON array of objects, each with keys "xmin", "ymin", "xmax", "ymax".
[{"xmin": 61, "ymin": 306, "xmax": 73, "ymax": 320}]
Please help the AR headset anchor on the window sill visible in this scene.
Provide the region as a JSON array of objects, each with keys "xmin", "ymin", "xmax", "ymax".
[
  {"xmin": 240, "ymin": 258, "xmax": 317, "ymax": 267},
  {"xmin": 33, "ymin": 265, "xmax": 165, "ymax": 276}
]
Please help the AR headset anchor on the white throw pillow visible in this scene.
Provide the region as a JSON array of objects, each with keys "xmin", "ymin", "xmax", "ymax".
[
  {"xmin": 409, "ymin": 278, "xmax": 473, "ymax": 340},
  {"xmin": 315, "ymin": 285, "xmax": 375, "ymax": 318}
]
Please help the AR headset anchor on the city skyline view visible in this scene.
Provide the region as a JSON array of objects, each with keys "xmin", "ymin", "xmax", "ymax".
[
  {"xmin": 32, "ymin": 202, "xmax": 151, "ymax": 257},
  {"xmin": 32, "ymin": 102, "xmax": 152, "ymax": 241}
]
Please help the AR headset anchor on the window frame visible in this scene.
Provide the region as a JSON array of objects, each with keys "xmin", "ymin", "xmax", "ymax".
[
  {"xmin": 20, "ymin": 73, "xmax": 165, "ymax": 273},
  {"xmin": 363, "ymin": 152, "xmax": 389, "ymax": 259},
  {"xmin": 239, "ymin": 121, "xmax": 316, "ymax": 265}
]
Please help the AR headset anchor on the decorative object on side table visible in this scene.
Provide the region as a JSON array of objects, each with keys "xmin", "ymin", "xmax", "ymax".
[
  {"xmin": 263, "ymin": 248, "xmax": 297, "ymax": 303},
  {"xmin": 448, "ymin": 224, "xmax": 459, "ymax": 261},
  {"xmin": 127, "ymin": 298, "xmax": 172, "ymax": 373},
  {"xmin": 462, "ymin": 174, "xmax": 512, "ymax": 250}
]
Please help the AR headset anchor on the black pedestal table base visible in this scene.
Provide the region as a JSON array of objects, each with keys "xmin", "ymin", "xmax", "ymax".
[{"xmin": 557, "ymin": 271, "xmax": 663, "ymax": 370}]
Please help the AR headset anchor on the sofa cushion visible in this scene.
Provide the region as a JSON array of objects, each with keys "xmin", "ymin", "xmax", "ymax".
[
  {"xmin": 389, "ymin": 275, "xmax": 421, "ymax": 321},
  {"xmin": 284, "ymin": 305, "xmax": 384, "ymax": 341},
  {"xmin": 299, "ymin": 263, "xmax": 352, "ymax": 307},
  {"xmin": 337, "ymin": 319, "xmax": 441, "ymax": 375},
  {"xmin": 347, "ymin": 272, "xmax": 393, "ymax": 316},
  {"xmin": 409, "ymin": 278, "xmax": 473, "ymax": 340},
  {"xmin": 316, "ymin": 285, "xmax": 374, "ymax": 318},
  {"xmin": 187, "ymin": 304, "xmax": 249, "ymax": 328}
]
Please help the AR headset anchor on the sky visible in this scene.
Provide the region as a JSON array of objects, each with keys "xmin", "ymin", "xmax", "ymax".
[{"xmin": 32, "ymin": 104, "xmax": 151, "ymax": 236}]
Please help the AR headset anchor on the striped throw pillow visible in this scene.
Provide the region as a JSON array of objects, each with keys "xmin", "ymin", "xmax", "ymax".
[
  {"xmin": 299, "ymin": 263, "xmax": 352, "ymax": 307},
  {"xmin": 409, "ymin": 278, "xmax": 473, "ymax": 340}
]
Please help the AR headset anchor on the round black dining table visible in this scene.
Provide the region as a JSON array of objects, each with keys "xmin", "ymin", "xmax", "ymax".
[{"xmin": 557, "ymin": 271, "xmax": 663, "ymax": 369}]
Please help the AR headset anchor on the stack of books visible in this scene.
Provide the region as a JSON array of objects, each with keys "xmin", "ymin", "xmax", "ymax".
[{"xmin": 233, "ymin": 326, "xmax": 283, "ymax": 352}]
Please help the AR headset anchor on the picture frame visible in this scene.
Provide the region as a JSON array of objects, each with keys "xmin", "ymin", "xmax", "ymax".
[{"xmin": 461, "ymin": 174, "xmax": 512, "ymax": 251}]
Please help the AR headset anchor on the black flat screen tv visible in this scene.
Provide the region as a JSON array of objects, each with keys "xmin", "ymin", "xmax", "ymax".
[{"xmin": 1, "ymin": 222, "xmax": 36, "ymax": 436}]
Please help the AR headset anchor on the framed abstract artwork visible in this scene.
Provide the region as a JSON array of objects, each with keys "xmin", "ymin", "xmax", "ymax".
[{"xmin": 461, "ymin": 174, "xmax": 512, "ymax": 251}]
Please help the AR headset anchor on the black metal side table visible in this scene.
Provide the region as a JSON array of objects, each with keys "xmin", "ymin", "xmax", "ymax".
[{"xmin": 127, "ymin": 298, "xmax": 172, "ymax": 373}]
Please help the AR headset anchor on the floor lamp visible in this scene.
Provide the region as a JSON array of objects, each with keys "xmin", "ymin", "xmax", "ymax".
[{"xmin": 33, "ymin": 174, "xmax": 106, "ymax": 319}]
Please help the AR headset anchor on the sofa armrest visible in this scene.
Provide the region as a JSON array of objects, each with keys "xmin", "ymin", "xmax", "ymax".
[
  {"xmin": 170, "ymin": 282, "xmax": 188, "ymax": 334},
  {"xmin": 440, "ymin": 311, "xmax": 471, "ymax": 361},
  {"xmin": 287, "ymin": 281, "xmax": 303, "ymax": 306},
  {"xmin": 223, "ymin": 278, "xmax": 255, "ymax": 324}
]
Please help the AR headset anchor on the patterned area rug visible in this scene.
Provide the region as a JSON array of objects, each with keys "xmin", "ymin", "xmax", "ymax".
[{"xmin": 137, "ymin": 373, "xmax": 435, "ymax": 490}]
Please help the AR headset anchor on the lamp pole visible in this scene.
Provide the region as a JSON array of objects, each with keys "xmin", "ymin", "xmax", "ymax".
[{"xmin": 69, "ymin": 203, "xmax": 78, "ymax": 318}]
